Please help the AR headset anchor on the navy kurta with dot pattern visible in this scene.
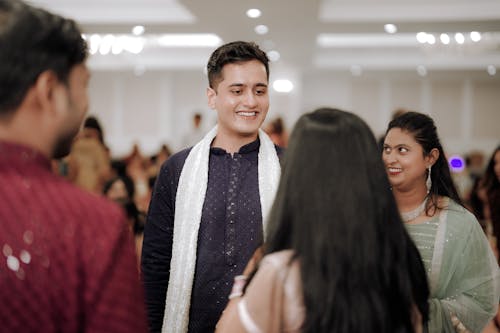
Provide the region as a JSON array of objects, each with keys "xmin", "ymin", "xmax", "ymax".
[{"xmin": 142, "ymin": 138, "xmax": 283, "ymax": 333}]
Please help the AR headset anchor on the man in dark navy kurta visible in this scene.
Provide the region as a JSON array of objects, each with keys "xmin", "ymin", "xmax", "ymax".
[{"xmin": 142, "ymin": 41, "xmax": 283, "ymax": 333}]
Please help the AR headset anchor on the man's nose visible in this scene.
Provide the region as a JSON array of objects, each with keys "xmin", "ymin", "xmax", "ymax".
[{"xmin": 243, "ymin": 91, "xmax": 257, "ymax": 107}]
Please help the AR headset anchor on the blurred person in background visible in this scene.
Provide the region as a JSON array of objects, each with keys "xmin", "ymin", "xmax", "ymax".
[
  {"xmin": 472, "ymin": 145, "xmax": 500, "ymax": 259},
  {"xmin": 477, "ymin": 144, "xmax": 500, "ymax": 333},
  {"xmin": 0, "ymin": 0, "xmax": 147, "ymax": 331},
  {"xmin": 66, "ymin": 115, "xmax": 111, "ymax": 194},
  {"xmin": 181, "ymin": 112, "xmax": 205, "ymax": 148},
  {"xmin": 264, "ymin": 116, "xmax": 288, "ymax": 148},
  {"xmin": 104, "ymin": 176, "xmax": 145, "ymax": 266}
]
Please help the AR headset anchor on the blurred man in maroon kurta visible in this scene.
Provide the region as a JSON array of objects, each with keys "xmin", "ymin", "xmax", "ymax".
[{"xmin": 0, "ymin": 1, "xmax": 147, "ymax": 332}]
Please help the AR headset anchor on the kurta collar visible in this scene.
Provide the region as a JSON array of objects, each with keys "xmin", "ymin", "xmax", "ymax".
[
  {"xmin": 0, "ymin": 140, "xmax": 51, "ymax": 170},
  {"xmin": 210, "ymin": 137, "xmax": 260, "ymax": 155}
]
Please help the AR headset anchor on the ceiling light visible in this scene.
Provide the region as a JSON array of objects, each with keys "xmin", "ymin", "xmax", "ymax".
[
  {"xmin": 246, "ymin": 8, "xmax": 261, "ymax": 18},
  {"xmin": 317, "ymin": 34, "xmax": 417, "ymax": 48},
  {"xmin": 89, "ymin": 34, "xmax": 101, "ymax": 54},
  {"xmin": 255, "ymin": 25, "xmax": 269, "ymax": 35},
  {"xmin": 487, "ymin": 65, "xmax": 496, "ymax": 76},
  {"xmin": 111, "ymin": 39, "xmax": 124, "ymax": 55},
  {"xmin": 417, "ymin": 65, "xmax": 427, "ymax": 77},
  {"xmin": 132, "ymin": 25, "xmax": 145, "ymax": 36},
  {"xmin": 416, "ymin": 32, "xmax": 427, "ymax": 44},
  {"xmin": 267, "ymin": 50, "xmax": 280, "ymax": 62},
  {"xmin": 157, "ymin": 34, "xmax": 222, "ymax": 47},
  {"xmin": 440, "ymin": 33, "xmax": 450, "ymax": 45},
  {"xmin": 455, "ymin": 33, "xmax": 465, "ymax": 44},
  {"xmin": 426, "ymin": 34, "xmax": 436, "ymax": 45},
  {"xmin": 272, "ymin": 79, "xmax": 293, "ymax": 93},
  {"xmin": 384, "ymin": 24, "xmax": 397, "ymax": 34},
  {"xmin": 470, "ymin": 31, "xmax": 481, "ymax": 42},
  {"xmin": 98, "ymin": 34, "xmax": 114, "ymax": 55},
  {"xmin": 123, "ymin": 36, "xmax": 144, "ymax": 54}
]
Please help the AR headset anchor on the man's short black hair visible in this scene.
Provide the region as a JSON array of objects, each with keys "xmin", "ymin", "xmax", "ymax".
[
  {"xmin": 0, "ymin": 0, "xmax": 88, "ymax": 115},
  {"xmin": 206, "ymin": 41, "xmax": 269, "ymax": 89}
]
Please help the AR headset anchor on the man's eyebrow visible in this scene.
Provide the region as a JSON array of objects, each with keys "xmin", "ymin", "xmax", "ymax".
[{"xmin": 227, "ymin": 82, "xmax": 268, "ymax": 88}]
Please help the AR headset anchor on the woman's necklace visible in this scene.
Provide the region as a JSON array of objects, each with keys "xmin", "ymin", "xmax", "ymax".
[{"xmin": 401, "ymin": 196, "xmax": 428, "ymax": 223}]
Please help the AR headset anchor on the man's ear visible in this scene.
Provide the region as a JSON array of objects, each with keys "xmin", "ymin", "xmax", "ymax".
[
  {"xmin": 206, "ymin": 87, "xmax": 216, "ymax": 110},
  {"xmin": 33, "ymin": 70, "xmax": 61, "ymax": 113}
]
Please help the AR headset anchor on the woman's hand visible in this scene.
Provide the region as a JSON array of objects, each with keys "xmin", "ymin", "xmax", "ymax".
[{"xmin": 243, "ymin": 246, "xmax": 264, "ymax": 275}]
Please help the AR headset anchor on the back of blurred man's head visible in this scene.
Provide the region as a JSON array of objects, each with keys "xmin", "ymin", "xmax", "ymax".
[{"xmin": 0, "ymin": 0, "xmax": 87, "ymax": 116}]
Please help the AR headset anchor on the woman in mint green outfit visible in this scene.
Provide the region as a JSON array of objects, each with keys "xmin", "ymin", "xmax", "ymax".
[{"xmin": 383, "ymin": 111, "xmax": 500, "ymax": 333}]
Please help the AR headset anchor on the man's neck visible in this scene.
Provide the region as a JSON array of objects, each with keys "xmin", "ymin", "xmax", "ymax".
[
  {"xmin": 0, "ymin": 118, "xmax": 52, "ymax": 158},
  {"xmin": 211, "ymin": 131, "xmax": 258, "ymax": 154}
]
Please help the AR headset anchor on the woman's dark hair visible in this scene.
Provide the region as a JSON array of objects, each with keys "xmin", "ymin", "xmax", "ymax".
[
  {"xmin": 386, "ymin": 111, "xmax": 463, "ymax": 212},
  {"xmin": 103, "ymin": 176, "xmax": 134, "ymax": 201},
  {"xmin": 122, "ymin": 200, "xmax": 145, "ymax": 235},
  {"xmin": 110, "ymin": 160, "xmax": 135, "ymax": 199},
  {"xmin": 483, "ymin": 145, "xmax": 500, "ymax": 194},
  {"xmin": 264, "ymin": 108, "xmax": 429, "ymax": 333},
  {"xmin": 84, "ymin": 116, "xmax": 105, "ymax": 144}
]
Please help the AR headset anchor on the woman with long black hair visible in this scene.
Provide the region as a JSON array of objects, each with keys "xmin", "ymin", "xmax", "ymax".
[{"xmin": 216, "ymin": 108, "xmax": 429, "ymax": 333}]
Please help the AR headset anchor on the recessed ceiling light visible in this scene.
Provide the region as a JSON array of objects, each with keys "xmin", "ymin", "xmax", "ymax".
[
  {"xmin": 157, "ymin": 34, "xmax": 222, "ymax": 47},
  {"xmin": 98, "ymin": 34, "xmax": 114, "ymax": 55},
  {"xmin": 384, "ymin": 24, "xmax": 397, "ymax": 34},
  {"xmin": 440, "ymin": 33, "xmax": 450, "ymax": 45},
  {"xmin": 132, "ymin": 25, "xmax": 145, "ymax": 36},
  {"xmin": 255, "ymin": 25, "xmax": 269, "ymax": 35},
  {"xmin": 470, "ymin": 31, "xmax": 481, "ymax": 42},
  {"xmin": 123, "ymin": 36, "xmax": 144, "ymax": 54},
  {"xmin": 416, "ymin": 32, "xmax": 427, "ymax": 44},
  {"xmin": 426, "ymin": 34, "xmax": 436, "ymax": 45},
  {"xmin": 89, "ymin": 34, "xmax": 101, "ymax": 54},
  {"xmin": 246, "ymin": 8, "xmax": 261, "ymax": 18},
  {"xmin": 111, "ymin": 40, "xmax": 123, "ymax": 55},
  {"xmin": 455, "ymin": 33, "xmax": 465, "ymax": 44},
  {"xmin": 272, "ymin": 79, "xmax": 293, "ymax": 93}
]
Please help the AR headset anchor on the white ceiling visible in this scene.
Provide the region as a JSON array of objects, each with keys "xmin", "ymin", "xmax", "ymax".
[{"xmin": 28, "ymin": 0, "xmax": 500, "ymax": 76}]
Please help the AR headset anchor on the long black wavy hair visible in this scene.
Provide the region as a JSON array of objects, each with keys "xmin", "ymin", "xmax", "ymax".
[{"xmin": 263, "ymin": 108, "xmax": 429, "ymax": 333}]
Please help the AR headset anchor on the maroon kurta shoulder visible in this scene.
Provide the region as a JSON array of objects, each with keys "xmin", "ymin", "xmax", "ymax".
[{"xmin": 0, "ymin": 141, "xmax": 147, "ymax": 332}]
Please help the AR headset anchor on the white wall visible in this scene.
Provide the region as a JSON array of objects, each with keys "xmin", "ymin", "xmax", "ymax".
[{"xmin": 88, "ymin": 69, "xmax": 500, "ymax": 160}]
